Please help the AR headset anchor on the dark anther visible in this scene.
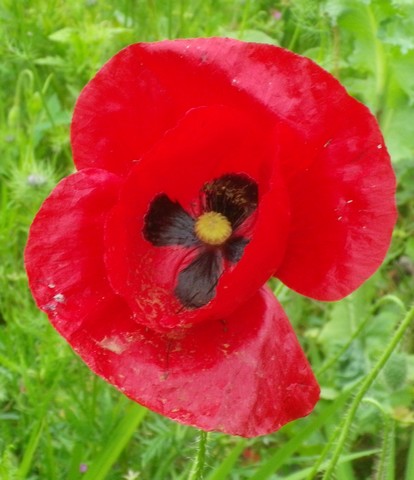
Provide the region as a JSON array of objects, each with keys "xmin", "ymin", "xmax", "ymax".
[{"xmin": 203, "ymin": 174, "xmax": 258, "ymax": 229}]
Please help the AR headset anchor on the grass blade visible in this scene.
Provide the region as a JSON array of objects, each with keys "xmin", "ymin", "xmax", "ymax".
[
  {"xmin": 404, "ymin": 424, "xmax": 414, "ymax": 480},
  {"xmin": 17, "ymin": 419, "xmax": 45, "ymax": 479},
  {"xmin": 285, "ymin": 449, "xmax": 380, "ymax": 480},
  {"xmin": 206, "ymin": 438, "xmax": 248, "ymax": 480},
  {"xmin": 250, "ymin": 385, "xmax": 357, "ymax": 480},
  {"xmin": 83, "ymin": 402, "xmax": 147, "ymax": 480}
]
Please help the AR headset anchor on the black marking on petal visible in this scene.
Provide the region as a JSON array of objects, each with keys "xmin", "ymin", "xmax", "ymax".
[
  {"xmin": 143, "ymin": 194, "xmax": 198, "ymax": 247},
  {"xmin": 175, "ymin": 250, "xmax": 223, "ymax": 309},
  {"xmin": 203, "ymin": 174, "xmax": 258, "ymax": 229},
  {"xmin": 224, "ymin": 236, "xmax": 250, "ymax": 263}
]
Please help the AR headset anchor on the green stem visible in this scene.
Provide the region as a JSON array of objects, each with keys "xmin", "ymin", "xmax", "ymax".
[
  {"xmin": 288, "ymin": 23, "xmax": 301, "ymax": 51},
  {"xmin": 188, "ymin": 431, "xmax": 209, "ymax": 480},
  {"xmin": 305, "ymin": 379, "xmax": 364, "ymax": 480},
  {"xmin": 365, "ymin": 5, "xmax": 386, "ymax": 108},
  {"xmin": 405, "ymin": 423, "xmax": 414, "ymax": 480},
  {"xmin": 321, "ymin": 304, "xmax": 414, "ymax": 479},
  {"xmin": 83, "ymin": 402, "xmax": 147, "ymax": 480},
  {"xmin": 376, "ymin": 416, "xmax": 395, "ymax": 480}
]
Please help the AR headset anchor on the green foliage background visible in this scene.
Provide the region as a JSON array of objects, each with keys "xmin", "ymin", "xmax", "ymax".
[{"xmin": 1, "ymin": 0, "xmax": 414, "ymax": 479}]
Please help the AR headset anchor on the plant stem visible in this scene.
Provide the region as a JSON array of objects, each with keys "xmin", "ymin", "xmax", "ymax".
[
  {"xmin": 188, "ymin": 431, "xmax": 209, "ymax": 480},
  {"xmin": 321, "ymin": 304, "xmax": 414, "ymax": 479}
]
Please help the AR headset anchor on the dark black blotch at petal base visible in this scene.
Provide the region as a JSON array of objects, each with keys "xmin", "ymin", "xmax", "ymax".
[
  {"xmin": 203, "ymin": 174, "xmax": 258, "ymax": 230},
  {"xmin": 224, "ymin": 236, "xmax": 250, "ymax": 263},
  {"xmin": 143, "ymin": 194, "xmax": 198, "ymax": 247},
  {"xmin": 175, "ymin": 250, "xmax": 223, "ymax": 309}
]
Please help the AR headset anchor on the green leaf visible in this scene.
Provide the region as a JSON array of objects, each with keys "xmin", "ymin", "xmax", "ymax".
[
  {"xmin": 34, "ymin": 56, "xmax": 65, "ymax": 67},
  {"xmin": 220, "ymin": 29, "xmax": 278, "ymax": 45},
  {"xmin": 383, "ymin": 106, "xmax": 414, "ymax": 162},
  {"xmin": 48, "ymin": 27, "xmax": 75, "ymax": 43}
]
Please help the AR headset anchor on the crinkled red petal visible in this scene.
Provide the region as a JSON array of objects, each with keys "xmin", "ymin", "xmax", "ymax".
[
  {"xmin": 71, "ymin": 50, "xmax": 177, "ymax": 176},
  {"xmin": 24, "ymin": 169, "xmax": 122, "ymax": 336},
  {"xmin": 104, "ymin": 105, "xmax": 290, "ymax": 331},
  {"xmin": 274, "ymin": 109, "xmax": 397, "ymax": 300},
  {"xmin": 69, "ymin": 285, "xmax": 319, "ymax": 438},
  {"xmin": 71, "ymin": 40, "xmax": 275, "ymax": 176},
  {"xmin": 72, "ymin": 38, "xmax": 396, "ymax": 300},
  {"xmin": 24, "ymin": 171, "xmax": 318, "ymax": 437}
]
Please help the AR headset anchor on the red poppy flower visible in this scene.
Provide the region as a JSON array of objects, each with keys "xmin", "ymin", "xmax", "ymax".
[{"xmin": 25, "ymin": 38, "xmax": 396, "ymax": 437}]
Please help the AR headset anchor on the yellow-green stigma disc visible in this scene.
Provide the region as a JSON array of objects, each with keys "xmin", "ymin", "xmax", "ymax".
[{"xmin": 195, "ymin": 211, "xmax": 232, "ymax": 246}]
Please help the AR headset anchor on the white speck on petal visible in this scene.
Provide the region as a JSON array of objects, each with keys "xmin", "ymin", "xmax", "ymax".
[
  {"xmin": 98, "ymin": 336, "xmax": 127, "ymax": 354},
  {"xmin": 377, "ymin": 144, "xmax": 383, "ymax": 149},
  {"xmin": 48, "ymin": 283, "xmax": 56, "ymax": 289},
  {"xmin": 53, "ymin": 293, "xmax": 65, "ymax": 303},
  {"xmin": 44, "ymin": 302, "xmax": 56, "ymax": 311}
]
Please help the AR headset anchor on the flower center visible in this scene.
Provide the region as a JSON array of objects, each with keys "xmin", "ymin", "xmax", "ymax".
[{"xmin": 195, "ymin": 211, "xmax": 232, "ymax": 246}]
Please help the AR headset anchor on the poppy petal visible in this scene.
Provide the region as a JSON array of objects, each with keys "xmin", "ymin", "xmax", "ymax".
[
  {"xmin": 72, "ymin": 38, "xmax": 395, "ymax": 301},
  {"xmin": 24, "ymin": 168, "xmax": 122, "ymax": 336},
  {"xmin": 274, "ymin": 116, "xmax": 396, "ymax": 300},
  {"xmin": 70, "ymin": 38, "xmax": 387, "ymax": 179},
  {"xmin": 68, "ymin": 285, "xmax": 319, "ymax": 437},
  {"xmin": 71, "ymin": 49, "xmax": 177, "ymax": 176},
  {"xmin": 24, "ymin": 167, "xmax": 318, "ymax": 437},
  {"xmin": 70, "ymin": 39, "xmax": 275, "ymax": 176},
  {"xmin": 104, "ymin": 104, "xmax": 291, "ymax": 331}
]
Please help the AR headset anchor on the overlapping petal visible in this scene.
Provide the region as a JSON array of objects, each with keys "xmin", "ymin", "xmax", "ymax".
[
  {"xmin": 72, "ymin": 38, "xmax": 396, "ymax": 300},
  {"xmin": 71, "ymin": 286, "xmax": 319, "ymax": 438},
  {"xmin": 104, "ymin": 105, "xmax": 290, "ymax": 331},
  {"xmin": 25, "ymin": 169, "xmax": 122, "ymax": 337},
  {"xmin": 24, "ymin": 170, "xmax": 318, "ymax": 437},
  {"xmin": 275, "ymin": 124, "xmax": 396, "ymax": 300}
]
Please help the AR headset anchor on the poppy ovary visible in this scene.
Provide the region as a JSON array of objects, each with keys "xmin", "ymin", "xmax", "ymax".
[{"xmin": 194, "ymin": 211, "xmax": 232, "ymax": 246}]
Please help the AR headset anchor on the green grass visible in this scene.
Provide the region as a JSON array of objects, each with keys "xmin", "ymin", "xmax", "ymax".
[{"xmin": 1, "ymin": 0, "xmax": 414, "ymax": 479}]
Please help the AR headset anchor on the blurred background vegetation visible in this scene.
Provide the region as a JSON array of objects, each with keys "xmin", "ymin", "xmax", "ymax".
[{"xmin": 1, "ymin": 0, "xmax": 414, "ymax": 479}]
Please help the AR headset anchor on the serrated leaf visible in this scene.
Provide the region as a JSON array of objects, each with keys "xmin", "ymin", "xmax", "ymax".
[
  {"xmin": 322, "ymin": 0, "xmax": 354, "ymax": 26},
  {"xmin": 383, "ymin": 106, "xmax": 414, "ymax": 162},
  {"xmin": 383, "ymin": 353, "xmax": 408, "ymax": 391},
  {"xmin": 391, "ymin": 50, "xmax": 414, "ymax": 101}
]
